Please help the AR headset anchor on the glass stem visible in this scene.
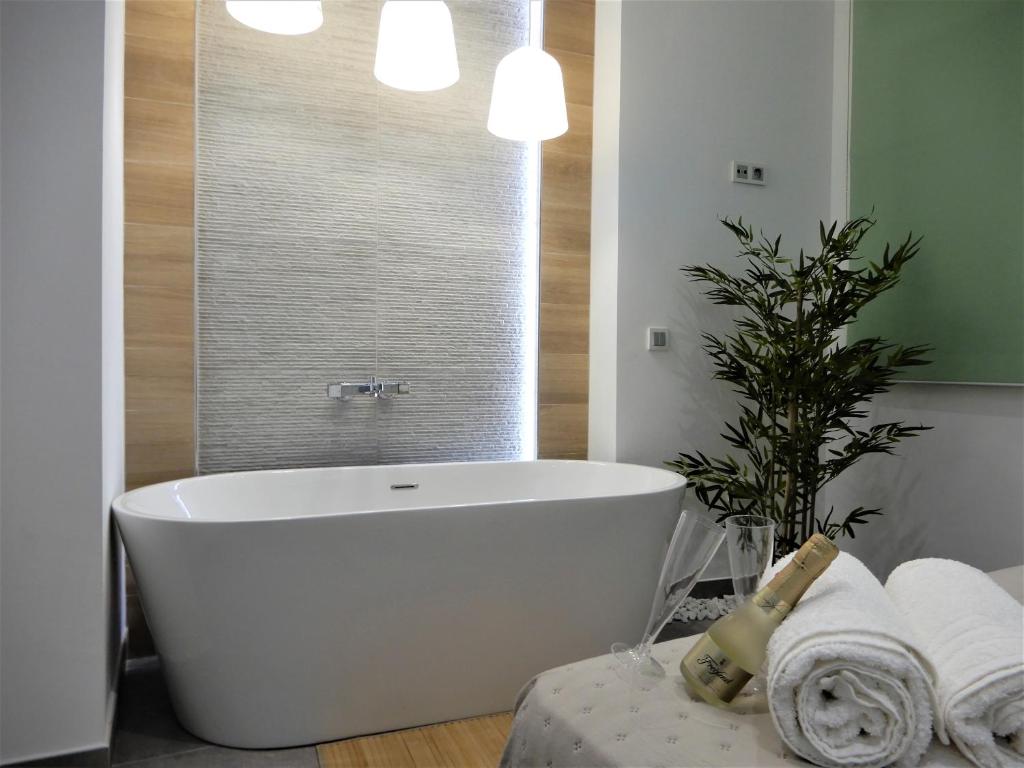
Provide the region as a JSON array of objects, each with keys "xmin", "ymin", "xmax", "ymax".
[{"xmin": 638, "ymin": 611, "xmax": 673, "ymax": 655}]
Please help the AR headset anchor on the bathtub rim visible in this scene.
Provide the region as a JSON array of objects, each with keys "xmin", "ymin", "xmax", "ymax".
[{"xmin": 112, "ymin": 459, "xmax": 689, "ymax": 525}]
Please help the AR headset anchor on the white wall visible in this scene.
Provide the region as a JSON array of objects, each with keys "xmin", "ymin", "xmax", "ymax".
[
  {"xmin": 102, "ymin": 0, "xmax": 127, "ymax": 744},
  {"xmin": 0, "ymin": 0, "xmax": 124, "ymax": 763},
  {"xmin": 588, "ymin": 0, "xmax": 622, "ymax": 462},
  {"xmin": 593, "ymin": 0, "xmax": 835, "ymax": 465}
]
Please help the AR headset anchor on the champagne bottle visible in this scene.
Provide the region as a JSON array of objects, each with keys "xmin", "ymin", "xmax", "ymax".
[{"xmin": 680, "ymin": 532, "xmax": 839, "ymax": 706}]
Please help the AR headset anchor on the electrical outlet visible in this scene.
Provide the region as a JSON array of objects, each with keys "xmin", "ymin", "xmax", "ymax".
[{"xmin": 731, "ymin": 161, "xmax": 766, "ymax": 186}]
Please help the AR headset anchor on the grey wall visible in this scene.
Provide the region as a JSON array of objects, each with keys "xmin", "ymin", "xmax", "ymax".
[
  {"xmin": 196, "ymin": 0, "xmax": 534, "ymax": 473},
  {"xmin": 0, "ymin": 0, "xmax": 124, "ymax": 763}
]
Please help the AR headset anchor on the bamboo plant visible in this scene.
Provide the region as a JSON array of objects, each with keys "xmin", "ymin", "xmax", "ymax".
[{"xmin": 668, "ymin": 216, "xmax": 932, "ymax": 555}]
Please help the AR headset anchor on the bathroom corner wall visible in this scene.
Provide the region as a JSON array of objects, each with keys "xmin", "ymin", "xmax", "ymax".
[
  {"xmin": 607, "ymin": 0, "xmax": 835, "ymax": 474},
  {"xmin": 538, "ymin": 0, "xmax": 594, "ymax": 460},
  {"xmin": 591, "ymin": 0, "xmax": 834, "ymax": 583},
  {"xmin": 124, "ymin": 0, "xmax": 196, "ymax": 492}
]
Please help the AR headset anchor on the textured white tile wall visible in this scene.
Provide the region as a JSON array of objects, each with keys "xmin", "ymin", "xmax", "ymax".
[{"xmin": 196, "ymin": 0, "xmax": 531, "ymax": 472}]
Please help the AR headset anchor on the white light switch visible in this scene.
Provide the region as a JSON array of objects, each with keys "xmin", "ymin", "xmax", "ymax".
[{"xmin": 647, "ymin": 327, "xmax": 669, "ymax": 351}]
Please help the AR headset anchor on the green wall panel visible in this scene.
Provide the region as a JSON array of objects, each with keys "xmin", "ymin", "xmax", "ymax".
[{"xmin": 850, "ymin": 0, "xmax": 1023, "ymax": 384}]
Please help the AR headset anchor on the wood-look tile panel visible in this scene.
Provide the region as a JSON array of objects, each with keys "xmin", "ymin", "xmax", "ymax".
[
  {"xmin": 126, "ymin": 345, "xmax": 194, "ymax": 411},
  {"xmin": 540, "ymin": 250, "xmax": 588, "ymax": 305},
  {"xmin": 122, "ymin": 0, "xmax": 193, "ymax": 658},
  {"xmin": 318, "ymin": 713, "xmax": 513, "ymax": 768},
  {"xmin": 124, "ymin": 222, "xmax": 194, "ymax": 288},
  {"xmin": 547, "ymin": 102, "xmax": 592, "ymax": 157},
  {"xmin": 125, "ymin": 0, "xmax": 196, "ymax": 45},
  {"xmin": 539, "ymin": 403, "xmax": 588, "ymax": 459},
  {"xmin": 548, "ymin": 48, "xmax": 593, "ymax": 107},
  {"xmin": 125, "ymin": 403, "xmax": 195, "ymax": 447},
  {"xmin": 126, "ymin": 458, "xmax": 195, "ymax": 491},
  {"xmin": 540, "ymin": 203, "xmax": 590, "ymax": 255},
  {"xmin": 544, "ymin": 0, "xmax": 596, "ymax": 56},
  {"xmin": 539, "ymin": 352, "xmax": 588, "ymax": 404},
  {"xmin": 542, "ymin": 151, "xmax": 592, "ymax": 213},
  {"xmin": 125, "ymin": 284, "xmax": 193, "ymax": 348},
  {"xmin": 538, "ymin": 0, "xmax": 593, "ymax": 459},
  {"xmin": 540, "ymin": 302, "xmax": 588, "ymax": 355},
  {"xmin": 125, "ymin": 380, "xmax": 193, "ymax": 413},
  {"xmin": 125, "ymin": 97, "xmax": 194, "ymax": 166},
  {"xmin": 125, "ymin": 160, "xmax": 194, "ymax": 226},
  {"xmin": 125, "ymin": 409, "xmax": 195, "ymax": 489},
  {"xmin": 125, "ymin": 341, "xmax": 193, "ymax": 381},
  {"xmin": 125, "ymin": 33, "xmax": 195, "ymax": 105}
]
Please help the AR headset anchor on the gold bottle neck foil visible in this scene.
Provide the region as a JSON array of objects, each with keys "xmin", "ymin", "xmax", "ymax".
[
  {"xmin": 763, "ymin": 533, "xmax": 837, "ymax": 607},
  {"xmin": 790, "ymin": 532, "xmax": 839, "ymax": 577}
]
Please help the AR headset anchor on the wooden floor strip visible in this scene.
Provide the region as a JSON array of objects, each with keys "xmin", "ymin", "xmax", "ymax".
[{"xmin": 317, "ymin": 713, "xmax": 513, "ymax": 768}]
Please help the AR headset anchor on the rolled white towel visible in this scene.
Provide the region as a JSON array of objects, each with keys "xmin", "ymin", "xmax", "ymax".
[
  {"xmin": 886, "ymin": 558, "xmax": 1024, "ymax": 768},
  {"xmin": 766, "ymin": 551, "xmax": 935, "ymax": 768}
]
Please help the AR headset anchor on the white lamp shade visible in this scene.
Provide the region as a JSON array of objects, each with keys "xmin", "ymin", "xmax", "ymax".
[
  {"xmin": 487, "ymin": 47, "xmax": 568, "ymax": 141},
  {"xmin": 225, "ymin": 0, "xmax": 324, "ymax": 35},
  {"xmin": 374, "ymin": 1, "xmax": 460, "ymax": 92}
]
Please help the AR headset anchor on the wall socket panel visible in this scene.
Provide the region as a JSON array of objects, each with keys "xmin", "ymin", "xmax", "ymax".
[{"xmin": 731, "ymin": 161, "xmax": 766, "ymax": 186}]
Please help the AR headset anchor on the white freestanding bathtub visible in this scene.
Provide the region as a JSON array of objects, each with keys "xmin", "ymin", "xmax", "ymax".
[{"xmin": 114, "ymin": 460, "xmax": 687, "ymax": 748}]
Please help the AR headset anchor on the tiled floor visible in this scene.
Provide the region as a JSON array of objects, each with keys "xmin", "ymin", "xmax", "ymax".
[{"xmin": 112, "ymin": 659, "xmax": 317, "ymax": 768}]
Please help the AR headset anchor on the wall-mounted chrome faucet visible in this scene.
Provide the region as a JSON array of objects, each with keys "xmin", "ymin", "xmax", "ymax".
[{"xmin": 327, "ymin": 376, "xmax": 410, "ymax": 401}]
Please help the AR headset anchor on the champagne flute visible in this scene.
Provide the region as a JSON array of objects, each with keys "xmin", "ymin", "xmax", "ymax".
[
  {"xmin": 725, "ymin": 514, "xmax": 775, "ymax": 695},
  {"xmin": 611, "ymin": 509, "xmax": 725, "ymax": 679}
]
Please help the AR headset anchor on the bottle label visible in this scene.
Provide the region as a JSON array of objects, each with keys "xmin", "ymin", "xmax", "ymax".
[{"xmin": 679, "ymin": 634, "xmax": 752, "ymax": 704}]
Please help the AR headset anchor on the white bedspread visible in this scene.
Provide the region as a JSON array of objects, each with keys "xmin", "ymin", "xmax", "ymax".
[
  {"xmin": 500, "ymin": 634, "xmax": 973, "ymax": 768},
  {"xmin": 501, "ymin": 566, "xmax": 1022, "ymax": 767}
]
